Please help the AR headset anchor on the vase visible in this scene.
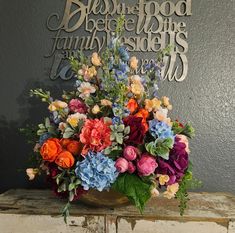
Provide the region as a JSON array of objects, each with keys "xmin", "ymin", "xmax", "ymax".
[{"xmin": 79, "ymin": 189, "xmax": 130, "ymax": 208}]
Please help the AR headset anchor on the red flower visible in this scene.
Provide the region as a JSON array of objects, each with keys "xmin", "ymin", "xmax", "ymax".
[{"xmin": 123, "ymin": 116, "xmax": 146, "ymax": 145}]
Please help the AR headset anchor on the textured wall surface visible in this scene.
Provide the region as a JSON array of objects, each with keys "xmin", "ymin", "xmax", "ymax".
[{"xmin": 0, "ymin": 0, "xmax": 234, "ymax": 193}]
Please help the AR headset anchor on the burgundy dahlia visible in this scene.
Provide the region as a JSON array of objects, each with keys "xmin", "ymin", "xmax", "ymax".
[
  {"xmin": 156, "ymin": 136, "xmax": 189, "ymax": 185},
  {"xmin": 123, "ymin": 116, "xmax": 146, "ymax": 145}
]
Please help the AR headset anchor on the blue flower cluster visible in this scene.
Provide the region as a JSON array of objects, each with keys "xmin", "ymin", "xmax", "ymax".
[
  {"xmin": 75, "ymin": 151, "xmax": 119, "ymax": 191},
  {"xmin": 149, "ymin": 120, "xmax": 175, "ymax": 141},
  {"xmin": 39, "ymin": 133, "xmax": 51, "ymax": 146}
]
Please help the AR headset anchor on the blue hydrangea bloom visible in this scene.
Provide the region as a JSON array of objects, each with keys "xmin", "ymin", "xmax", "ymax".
[
  {"xmin": 149, "ymin": 120, "xmax": 174, "ymax": 141},
  {"xmin": 112, "ymin": 117, "xmax": 122, "ymax": 125},
  {"xmin": 39, "ymin": 133, "xmax": 51, "ymax": 146},
  {"xmin": 75, "ymin": 151, "xmax": 119, "ymax": 191}
]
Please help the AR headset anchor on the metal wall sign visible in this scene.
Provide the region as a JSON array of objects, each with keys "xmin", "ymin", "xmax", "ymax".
[{"xmin": 45, "ymin": 0, "xmax": 192, "ymax": 82}]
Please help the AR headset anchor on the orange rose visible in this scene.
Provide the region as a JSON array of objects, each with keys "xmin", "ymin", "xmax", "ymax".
[
  {"xmin": 40, "ymin": 138, "xmax": 62, "ymax": 162},
  {"xmin": 135, "ymin": 108, "xmax": 149, "ymax": 119},
  {"xmin": 127, "ymin": 99, "xmax": 138, "ymax": 113},
  {"xmin": 60, "ymin": 138, "xmax": 71, "ymax": 148},
  {"xmin": 55, "ymin": 151, "xmax": 75, "ymax": 168},
  {"xmin": 67, "ymin": 140, "xmax": 82, "ymax": 155}
]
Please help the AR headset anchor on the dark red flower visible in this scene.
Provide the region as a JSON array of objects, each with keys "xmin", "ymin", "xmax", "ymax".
[{"xmin": 123, "ymin": 116, "xmax": 146, "ymax": 145}]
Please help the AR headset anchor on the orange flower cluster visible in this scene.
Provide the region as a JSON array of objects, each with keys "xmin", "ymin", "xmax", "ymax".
[
  {"xmin": 127, "ymin": 99, "xmax": 149, "ymax": 132},
  {"xmin": 40, "ymin": 138, "xmax": 82, "ymax": 168}
]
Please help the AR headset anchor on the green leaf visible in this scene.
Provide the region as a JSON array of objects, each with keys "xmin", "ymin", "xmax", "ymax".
[
  {"xmin": 124, "ymin": 126, "xmax": 130, "ymax": 135},
  {"xmin": 63, "ymin": 127, "xmax": 74, "ymax": 138},
  {"xmin": 112, "ymin": 174, "xmax": 152, "ymax": 213}
]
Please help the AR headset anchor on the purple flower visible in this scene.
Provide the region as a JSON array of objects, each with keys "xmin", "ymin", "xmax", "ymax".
[{"xmin": 156, "ymin": 136, "xmax": 189, "ymax": 185}]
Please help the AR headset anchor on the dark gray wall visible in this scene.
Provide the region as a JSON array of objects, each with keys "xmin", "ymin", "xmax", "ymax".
[{"xmin": 0, "ymin": 0, "xmax": 234, "ymax": 193}]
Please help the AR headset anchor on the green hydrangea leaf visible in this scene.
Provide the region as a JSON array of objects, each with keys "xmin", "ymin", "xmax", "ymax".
[{"xmin": 112, "ymin": 174, "xmax": 152, "ymax": 213}]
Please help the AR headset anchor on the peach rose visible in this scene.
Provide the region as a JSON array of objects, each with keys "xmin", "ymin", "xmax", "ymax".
[
  {"xmin": 55, "ymin": 151, "xmax": 75, "ymax": 168},
  {"xmin": 91, "ymin": 52, "xmax": 102, "ymax": 66},
  {"xmin": 67, "ymin": 140, "xmax": 82, "ymax": 155},
  {"xmin": 40, "ymin": 138, "xmax": 62, "ymax": 162},
  {"xmin": 129, "ymin": 56, "xmax": 138, "ymax": 70}
]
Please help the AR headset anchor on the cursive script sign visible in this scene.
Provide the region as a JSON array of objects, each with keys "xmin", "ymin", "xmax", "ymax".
[{"xmin": 45, "ymin": 0, "xmax": 192, "ymax": 82}]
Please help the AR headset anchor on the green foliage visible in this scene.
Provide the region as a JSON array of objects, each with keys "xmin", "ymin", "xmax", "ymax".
[
  {"xmin": 175, "ymin": 163, "xmax": 202, "ymax": 215},
  {"xmin": 172, "ymin": 121, "xmax": 195, "ymax": 138},
  {"xmin": 37, "ymin": 118, "xmax": 58, "ymax": 136},
  {"xmin": 62, "ymin": 202, "xmax": 71, "ymax": 224},
  {"xmin": 30, "ymin": 89, "xmax": 52, "ymax": 103},
  {"xmin": 19, "ymin": 124, "xmax": 38, "ymax": 144},
  {"xmin": 145, "ymin": 138, "xmax": 174, "ymax": 160},
  {"xmin": 115, "ymin": 14, "xmax": 125, "ymax": 36},
  {"xmin": 112, "ymin": 173, "xmax": 152, "ymax": 213}
]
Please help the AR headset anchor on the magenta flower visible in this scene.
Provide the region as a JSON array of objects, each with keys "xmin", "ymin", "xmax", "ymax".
[
  {"xmin": 156, "ymin": 136, "xmax": 189, "ymax": 185},
  {"xmin": 137, "ymin": 153, "xmax": 158, "ymax": 176},
  {"xmin": 123, "ymin": 146, "xmax": 138, "ymax": 161},
  {"xmin": 69, "ymin": 99, "xmax": 87, "ymax": 114},
  {"xmin": 115, "ymin": 157, "xmax": 129, "ymax": 173}
]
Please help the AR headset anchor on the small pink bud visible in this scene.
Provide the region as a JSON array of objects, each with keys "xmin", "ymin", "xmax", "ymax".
[
  {"xmin": 137, "ymin": 153, "xmax": 158, "ymax": 176},
  {"xmin": 128, "ymin": 162, "xmax": 136, "ymax": 174},
  {"xmin": 115, "ymin": 158, "xmax": 129, "ymax": 173}
]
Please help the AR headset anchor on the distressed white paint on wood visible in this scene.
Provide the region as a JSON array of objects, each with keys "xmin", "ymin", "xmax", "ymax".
[
  {"xmin": 0, "ymin": 214, "xmax": 104, "ymax": 233},
  {"xmin": 117, "ymin": 219, "xmax": 228, "ymax": 233},
  {"xmin": 229, "ymin": 221, "xmax": 235, "ymax": 233}
]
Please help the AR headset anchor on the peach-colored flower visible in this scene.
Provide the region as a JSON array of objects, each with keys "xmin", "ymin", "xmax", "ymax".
[
  {"xmin": 91, "ymin": 52, "xmax": 102, "ymax": 66},
  {"xmin": 58, "ymin": 122, "xmax": 67, "ymax": 132},
  {"xmin": 164, "ymin": 183, "xmax": 179, "ymax": 199},
  {"xmin": 151, "ymin": 188, "xmax": 160, "ymax": 197},
  {"xmin": 158, "ymin": 174, "xmax": 170, "ymax": 186},
  {"xmin": 67, "ymin": 113, "xmax": 87, "ymax": 128},
  {"xmin": 26, "ymin": 168, "xmax": 39, "ymax": 180},
  {"xmin": 177, "ymin": 134, "xmax": 190, "ymax": 154},
  {"xmin": 130, "ymin": 75, "xmax": 141, "ymax": 84},
  {"xmin": 162, "ymin": 96, "xmax": 171, "ymax": 107},
  {"xmin": 78, "ymin": 65, "xmax": 90, "ymax": 81},
  {"xmin": 101, "ymin": 99, "xmax": 112, "ymax": 107},
  {"xmin": 129, "ymin": 56, "xmax": 138, "ymax": 70},
  {"xmin": 131, "ymin": 83, "xmax": 144, "ymax": 98},
  {"xmin": 78, "ymin": 82, "xmax": 96, "ymax": 99},
  {"xmin": 48, "ymin": 100, "xmax": 68, "ymax": 112},
  {"xmin": 88, "ymin": 66, "xmax": 97, "ymax": 77},
  {"xmin": 145, "ymin": 98, "xmax": 161, "ymax": 112},
  {"xmin": 80, "ymin": 118, "xmax": 112, "ymax": 155},
  {"xmin": 153, "ymin": 107, "xmax": 172, "ymax": 127},
  {"xmin": 92, "ymin": 105, "xmax": 100, "ymax": 114},
  {"xmin": 33, "ymin": 143, "xmax": 41, "ymax": 152}
]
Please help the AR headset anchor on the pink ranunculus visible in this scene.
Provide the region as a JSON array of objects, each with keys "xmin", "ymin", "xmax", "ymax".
[
  {"xmin": 123, "ymin": 146, "xmax": 138, "ymax": 161},
  {"xmin": 69, "ymin": 99, "xmax": 87, "ymax": 114},
  {"xmin": 137, "ymin": 153, "xmax": 158, "ymax": 176},
  {"xmin": 128, "ymin": 162, "xmax": 136, "ymax": 174},
  {"xmin": 115, "ymin": 158, "xmax": 129, "ymax": 173}
]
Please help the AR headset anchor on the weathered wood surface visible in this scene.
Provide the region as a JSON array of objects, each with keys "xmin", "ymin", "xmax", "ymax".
[{"xmin": 0, "ymin": 189, "xmax": 234, "ymax": 233}]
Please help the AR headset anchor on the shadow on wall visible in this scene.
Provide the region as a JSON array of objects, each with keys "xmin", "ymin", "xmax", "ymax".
[{"xmin": 0, "ymin": 80, "xmax": 74, "ymax": 193}]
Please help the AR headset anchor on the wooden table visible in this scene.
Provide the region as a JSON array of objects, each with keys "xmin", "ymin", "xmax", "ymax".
[{"xmin": 0, "ymin": 189, "xmax": 234, "ymax": 233}]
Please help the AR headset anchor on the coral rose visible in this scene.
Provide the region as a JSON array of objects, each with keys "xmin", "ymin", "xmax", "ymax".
[
  {"xmin": 80, "ymin": 118, "xmax": 112, "ymax": 154},
  {"xmin": 137, "ymin": 153, "xmax": 158, "ymax": 176},
  {"xmin": 40, "ymin": 138, "xmax": 62, "ymax": 162},
  {"xmin": 55, "ymin": 151, "xmax": 75, "ymax": 168}
]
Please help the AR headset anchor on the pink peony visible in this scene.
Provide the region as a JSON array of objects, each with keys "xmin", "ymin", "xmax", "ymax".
[
  {"xmin": 123, "ymin": 146, "xmax": 138, "ymax": 161},
  {"xmin": 69, "ymin": 99, "xmax": 87, "ymax": 114},
  {"xmin": 128, "ymin": 162, "xmax": 136, "ymax": 174},
  {"xmin": 115, "ymin": 158, "xmax": 129, "ymax": 173},
  {"xmin": 80, "ymin": 118, "xmax": 112, "ymax": 155},
  {"xmin": 137, "ymin": 153, "xmax": 158, "ymax": 176}
]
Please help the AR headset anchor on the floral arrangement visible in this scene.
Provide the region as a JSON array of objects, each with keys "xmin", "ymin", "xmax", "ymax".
[{"xmin": 24, "ymin": 16, "xmax": 200, "ymax": 222}]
